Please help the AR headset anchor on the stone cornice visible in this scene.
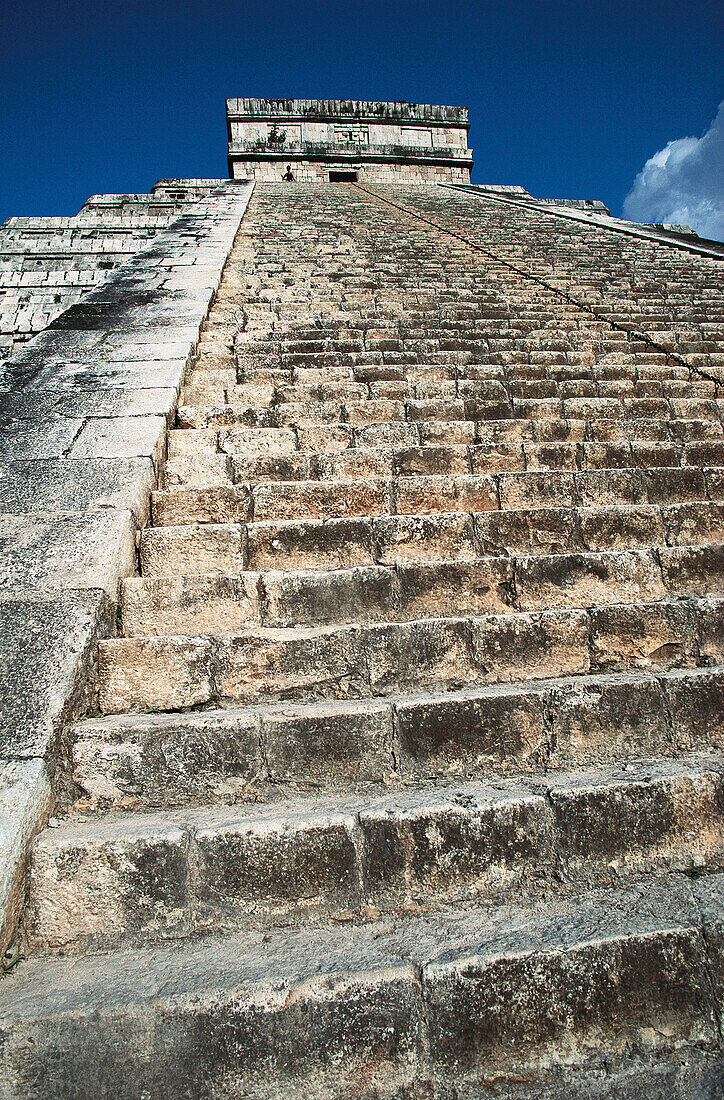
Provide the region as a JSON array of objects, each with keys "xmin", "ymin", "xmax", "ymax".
[{"xmin": 226, "ymin": 97, "xmax": 469, "ymax": 128}]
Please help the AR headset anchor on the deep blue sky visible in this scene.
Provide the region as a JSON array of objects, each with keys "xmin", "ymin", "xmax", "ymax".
[{"xmin": 2, "ymin": 0, "xmax": 722, "ymax": 224}]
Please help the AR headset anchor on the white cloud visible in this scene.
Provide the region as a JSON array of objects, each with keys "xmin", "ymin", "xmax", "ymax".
[{"xmin": 623, "ymin": 102, "xmax": 724, "ymax": 242}]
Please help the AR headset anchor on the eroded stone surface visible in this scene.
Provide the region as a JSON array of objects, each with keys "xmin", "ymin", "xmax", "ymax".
[
  {"xmin": 4, "ymin": 162, "xmax": 724, "ymax": 1096},
  {"xmin": 0, "ymin": 759, "xmax": 52, "ymax": 953},
  {"xmin": 0, "ymin": 184, "xmax": 254, "ymax": 963}
]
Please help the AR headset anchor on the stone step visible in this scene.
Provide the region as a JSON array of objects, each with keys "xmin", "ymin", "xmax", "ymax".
[
  {"xmin": 255, "ymin": 319, "xmax": 715, "ymax": 344},
  {"xmin": 138, "ymin": 500, "xmax": 724, "ymax": 577},
  {"xmin": 271, "ymin": 360, "xmax": 704, "ymax": 386},
  {"xmin": 279, "ymin": 347, "xmax": 714, "ymax": 369},
  {"xmin": 97, "ymin": 595, "xmax": 724, "ymax": 713},
  {"xmin": 23, "ymin": 759, "xmax": 724, "ymax": 953},
  {"xmin": 174, "ymin": 396, "xmax": 723, "ymax": 431},
  {"xmin": 163, "ymin": 438, "xmax": 724, "ymax": 488},
  {"xmin": 165, "ymin": 417, "xmax": 724, "ymax": 458},
  {"xmin": 181, "ymin": 381, "xmax": 277, "ymax": 405},
  {"xmin": 70, "ymin": 667, "xmax": 724, "ymax": 807},
  {"xmin": 274, "ymin": 348, "xmax": 692, "ymax": 371},
  {"xmin": 4, "ymin": 874, "xmax": 721, "ymax": 1098},
  {"xmin": 179, "ymin": 375, "xmax": 719, "ymax": 408},
  {"xmin": 150, "ymin": 466, "xmax": 723, "ymax": 526},
  {"xmin": 121, "ymin": 545, "xmax": 724, "ymax": 636}
]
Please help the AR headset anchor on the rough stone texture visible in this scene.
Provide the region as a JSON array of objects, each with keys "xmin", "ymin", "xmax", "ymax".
[
  {"xmin": 226, "ymin": 98, "xmax": 473, "ymax": 183},
  {"xmin": 0, "ymin": 591, "xmax": 114, "ymax": 760},
  {"xmin": 423, "ymin": 880, "xmax": 717, "ymax": 1082},
  {"xmin": 0, "ymin": 511, "xmax": 136, "ymax": 598},
  {"xmin": 0, "ymin": 180, "xmax": 253, "ymax": 953},
  {"xmin": 0, "ymin": 180, "xmax": 223, "ymax": 362},
  {"xmin": 2, "ymin": 133, "xmax": 724, "ymax": 1096},
  {"xmin": 0, "ymin": 760, "xmax": 52, "ymax": 952},
  {"xmin": 2, "ymin": 877, "xmax": 723, "ymax": 1099}
]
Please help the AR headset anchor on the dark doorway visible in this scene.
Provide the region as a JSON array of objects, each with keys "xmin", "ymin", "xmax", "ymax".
[{"xmin": 329, "ymin": 171, "xmax": 358, "ymax": 182}]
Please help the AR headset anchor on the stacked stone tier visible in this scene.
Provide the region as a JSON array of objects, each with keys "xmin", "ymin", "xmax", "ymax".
[
  {"xmin": 6, "ymin": 181, "xmax": 724, "ymax": 1098},
  {"xmin": 0, "ymin": 183, "xmax": 222, "ymax": 361}
]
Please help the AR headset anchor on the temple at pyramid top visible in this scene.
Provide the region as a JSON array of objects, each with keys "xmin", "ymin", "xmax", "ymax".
[{"xmin": 226, "ymin": 98, "xmax": 473, "ymax": 183}]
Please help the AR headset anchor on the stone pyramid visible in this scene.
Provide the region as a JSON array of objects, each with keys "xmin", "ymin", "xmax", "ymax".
[{"xmin": 1, "ymin": 100, "xmax": 723, "ymax": 1098}]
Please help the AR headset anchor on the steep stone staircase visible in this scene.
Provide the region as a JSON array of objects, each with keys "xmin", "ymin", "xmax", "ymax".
[{"xmin": 3, "ymin": 182, "xmax": 724, "ymax": 1098}]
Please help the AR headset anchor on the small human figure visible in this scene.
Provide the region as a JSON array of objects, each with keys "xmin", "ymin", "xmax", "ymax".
[{"xmin": 282, "ymin": 165, "xmax": 296, "ymax": 182}]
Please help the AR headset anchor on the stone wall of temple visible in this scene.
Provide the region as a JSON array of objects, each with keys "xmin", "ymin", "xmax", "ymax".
[
  {"xmin": 226, "ymin": 97, "xmax": 473, "ymax": 182},
  {"xmin": 230, "ymin": 158, "xmax": 472, "ymax": 182}
]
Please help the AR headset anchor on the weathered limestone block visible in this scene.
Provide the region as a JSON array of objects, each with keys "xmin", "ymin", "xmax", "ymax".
[
  {"xmin": 397, "ymin": 559, "xmax": 513, "ymax": 618},
  {"xmin": 423, "ymin": 881, "xmax": 717, "ymax": 1080},
  {"xmin": 515, "ymin": 549, "xmax": 666, "ymax": 610},
  {"xmin": 162, "ymin": 454, "xmax": 233, "ymax": 488},
  {"xmin": 122, "ymin": 572, "xmax": 262, "ymax": 636},
  {"xmin": 375, "ymin": 512, "xmax": 478, "ymax": 563},
  {"xmin": 548, "ymin": 763, "xmax": 724, "ymax": 872},
  {"xmin": 659, "ymin": 544, "xmax": 724, "ymax": 598},
  {"xmin": 231, "ymin": 452, "xmax": 314, "ymax": 483},
  {"xmin": 261, "ymin": 700, "xmax": 394, "ymax": 785},
  {"xmin": 590, "ymin": 599, "xmax": 701, "ymax": 670},
  {"xmin": 247, "ymin": 517, "xmax": 375, "ymax": 570},
  {"xmin": 140, "ymin": 522, "xmax": 245, "ymax": 576},
  {"xmin": 25, "ymin": 816, "xmax": 190, "ymax": 950},
  {"xmin": 475, "ymin": 506, "xmax": 577, "ymax": 555},
  {"xmin": 0, "ymin": 592, "xmax": 113, "ymax": 759},
  {"xmin": 470, "ymin": 609, "xmax": 590, "ymax": 682},
  {"xmin": 99, "ymin": 635, "xmax": 216, "ymax": 713},
  {"xmin": 498, "ymin": 470, "xmax": 575, "ymax": 509},
  {"xmin": 359, "ymin": 783, "xmax": 553, "ymax": 905},
  {"xmin": 0, "ymin": 511, "xmax": 135, "ymax": 599},
  {"xmin": 261, "ymin": 565, "xmax": 396, "ymax": 627},
  {"xmin": 396, "ymin": 444, "xmax": 470, "ymax": 476},
  {"xmin": 0, "ymin": 760, "xmax": 52, "ymax": 953},
  {"xmin": 0, "ymin": 457, "xmax": 156, "ymax": 525},
  {"xmin": 216, "ymin": 626, "xmax": 367, "ymax": 703},
  {"xmin": 396, "ymin": 473, "xmax": 497, "ymax": 514},
  {"xmin": 193, "ymin": 805, "xmax": 360, "ymax": 926},
  {"xmin": 72, "ymin": 708, "xmax": 263, "ymax": 804},
  {"xmin": 253, "ymin": 478, "xmax": 393, "ymax": 520},
  {"xmin": 151, "ymin": 484, "xmax": 251, "ymax": 525},
  {"xmin": 395, "ymin": 684, "xmax": 548, "ymax": 774},
  {"xmin": 578, "ymin": 504, "xmax": 664, "ymax": 551},
  {"xmin": 365, "ymin": 617, "xmax": 473, "ymax": 693}
]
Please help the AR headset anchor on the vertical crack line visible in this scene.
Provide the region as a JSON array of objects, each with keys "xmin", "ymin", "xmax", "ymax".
[
  {"xmin": 584, "ymin": 608, "xmax": 596, "ymax": 675},
  {"xmin": 690, "ymin": 881, "xmax": 724, "ymax": 1047},
  {"xmin": 656, "ymin": 672, "xmax": 678, "ymax": 751},
  {"xmin": 388, "ymin": 701, "xmax": 401, "ymax": 779},
  {"xmin": 60, "ymin": 417, "xmax": 87, "ymax": 458},
  {"xmin": 542, "ymin": 783, "xmax": 566, "ymax": 884}
]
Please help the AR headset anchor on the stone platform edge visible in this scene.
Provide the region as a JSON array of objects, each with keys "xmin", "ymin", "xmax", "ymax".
[
  {"xmin": 0, "ymin": 180, "xmax": 255, "ymax": 953},
  {"xmin": 448, "ymin": 183, "xmax": 724, "ymax": 261}
]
